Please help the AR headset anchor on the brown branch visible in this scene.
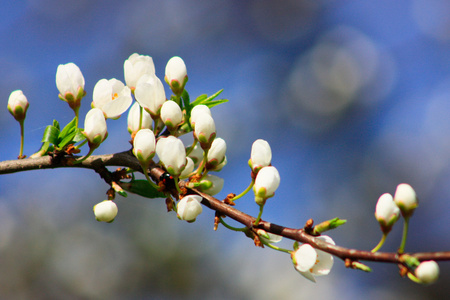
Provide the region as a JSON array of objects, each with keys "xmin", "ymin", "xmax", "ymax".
[{"xmin": 1, "ymin": 153, "xmax": 449, "ymax": 266}]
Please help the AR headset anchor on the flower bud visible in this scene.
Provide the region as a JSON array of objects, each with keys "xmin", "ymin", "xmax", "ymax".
[
  {"xmin": 56, "ymin": 62, "xmax": 85, "ymax": 109},
  {"xmin": 92, "ymin": 78, "xmax": 132, "ymax": 119},
  {"xmin": 133, "ymin": 129, "xmax": 156, "ymax": 165},
  {"xmin": 375, "ymin": 193, "xmax": 400, "ymax": 233},
  {"xmin": 190, "ymin": 105, "xmax": 211, "ymax": 129},
  {"xmin": 394, "ymin": 183, "xmax": 418, "ymax": 218},
  {"xmin": 7, "ymin": 90, "xmax": 29, "ymax": 122},
  {"xmin": 198, "ymin": 174, "xmax": 224, "ymax": 196},
  {"xmin": 134, "ymin": 74, "xmax": 166, "ymax": 118},
  {"xmin": 127, "ymin": 102, "xmax": 152, "ymax": 134},
  {"xmin": 124, "ymin": 53, "xmax": 155, "ymax": 90},
  {"xmin": 83, "ymin": 108, "xmax": 107, "ymax": 149},
  {"xmin": 194, "ymin": 114, "xmax": 216, "ymax": 149},
  {"xmin": 253, "ymin": 166, "xmax": 280, "ymax": 205},
  {"xmin": 292, "ymin": 236, "xmax": 334, "ymax": 282},
  {"xmin": 156, "ymin": 136, "xmax": 187, "ymax": 176},
  {"xmin": 160, "ymin": 100, "xmax": 182, "ymax": 129},
  {"xmin": 249, "ymin": 139, "xmax": 272, "ymax": 173},
  {"xmin": 207, "ymin": 137, "xmax": 226, "ymax": 169},
  {"xmin": 93, "ymin": 200, "xmax": 118, "ymax": 223},
  {"xmin": 165, "ymin": 56, "xmax": 188, "ymax": 95},
  {"xmin": 177, "ymin": 195, "xmax": 203, "ymax": 222},
  {"xmin": 415, "ymin": 261, "xmax": 439, "ymax": 284}
]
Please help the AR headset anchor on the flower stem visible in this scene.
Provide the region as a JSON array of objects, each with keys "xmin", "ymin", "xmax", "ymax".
[
  {"xmin": 218, "ymin": 217, "xmax": 246, "ymax": 232},
  {"xmin": 371, "ymin": 233, "xmax": 387, "ymax": 253},
  {"xmin": 231, "ymin": 179, "xmax": 255, "ymax": 201},
  {"xmin": 75, "ymin": 147, "xmax": 95, "ymax": 164},
  {"xmin": 18, "ymin": 119, "xmax": 25, "ymax": 158},
  {"xmin": 261, "ymin": 241, "xmax": 291, "ymax": 254},
  {"xmin": 398, "ymin": 217, "xmax": 410, "ymax": 254},
  {"xmin": 254, "ymin": 204, "xmax": 265, "ymax": 226}
]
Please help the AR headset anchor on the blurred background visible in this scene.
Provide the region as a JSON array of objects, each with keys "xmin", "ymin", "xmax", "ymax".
[{"xmin": 0, "ymin": 0, "xmax": 449, "ymax": 299}]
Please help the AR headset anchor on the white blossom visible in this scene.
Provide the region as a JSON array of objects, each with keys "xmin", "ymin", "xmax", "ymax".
[
  {"xmin": 190, "ymin": 105, "xmax": 211, "ymax": 128},
  {"xmin": 156, "ymin": 136, "xmax": 187, "ymax": 176},
  {"xmin": 124, "ymin": 53, "xmax": 155, "ymax": 89},
  {"xmin": 134, "ymin": 74, "xmax": 166, "ymax": 118},
  {"xmin": 177, "ymin": 195, "xmax": 203, "ymax": 222},
  {"xmin": 292, "ymin": 236, "xmax": 335, "ymax": 282},
  {"xmin": 415, "ymin": 261, "xmax": 439, "ymax": 284},
  {"xmin": 194, "ymin": 113, "xmax": 216, "ymax": 149},
  {"xmin": 83, "ymin": 108, "xmax": 107, "ymax": 148},
  {"xmin": 253, "ymin": 166, "xmax": 280, "ymax": 204},
  {"xmin": 394, "ymin": 183, "xmax": 418, "ymax": 218},
  {"xmin": 7, "ymin": 90, "xmax": 29, "ymax": 121},
  {"xmin": 93, "ymin": 200, "xmax": 118, "ymax": 223},
  {"xmin": 249, "ymin": 139, "xmax": 272, "ymax": 173},
  {"xmin": 207, "ymin": 137, "xmax": 226, "ymax": 168},
  {"xmin": 160, "ymin": 100, "xmax": 182, "ymax": 129},
  {"xmin": 56, "ymin": 62, "xmax": 85, "ymax": 103},
  {"xmin": 199, "ymin": 174, "xmax": 224, "ymax": 196},
  {"xmin": 133, "ymin": 129, "xmax": 156, "ymax": 165},
  {"xmin": 127, "ymin": 102, "xmax": 152, "ymax": 134},
  {"xmin": 375, "ymin": 193, "xmax": 400, "ymax": 233},
  {"xmin": 92, "ymin": 78, "xmax": 132, "ymax": 119},
  {"xmin": 165, "ymin": 56, "xmax": 188, "ymax": 95}
]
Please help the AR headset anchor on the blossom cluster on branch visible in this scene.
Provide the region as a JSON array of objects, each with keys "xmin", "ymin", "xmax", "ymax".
[{"xmin": 3, "ymin": 53, "xmax": 448, "ymax": 285}]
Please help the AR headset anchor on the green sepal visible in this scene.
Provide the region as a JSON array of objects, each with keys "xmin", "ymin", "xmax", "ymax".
[{"xmin": 121, "ymin": 179, "xmax": 166, "ymax": 199}]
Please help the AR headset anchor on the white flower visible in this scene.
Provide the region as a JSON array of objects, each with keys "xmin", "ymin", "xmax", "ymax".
[
  {"xmin": 83, "ymin": 108, "xmax": 107, "ymax": 148},
  {"xmin": 207, "ymin": 137, "xmax": 226, "ymax": 168},
  {"xmin": 394, "ymin": 183, "xmax": 418, "ymax": 218},
  {"xmin": 190, "ymin": 105, "xmax": 211, "ymax": 128},
  {"xmin": 177, "ymin": 195, "xmax": 203, "ymax": 222},
  {"xmin": 375, "ymin": 193, "xmax": 400, "ymax": 233},
  {"xmin": 199, "ymin": 174, "xmax": 224, "ymax": 196},
  {"xmin": 188, "ymin": 143, "xmax": 204, "ymax": 165},
  {"xmin": 257, "ymin": 229, "xmax": 283, "ymax": 244},
  {"xmin": 165, "ymin": 56, "xmax": 188, "ymax": 95},
  {"xmin": 7, "ymin": 90, "xmax": 29, "ymax": 121},
  {"xmin": 160, "ymin": 100, "xmax": 182, "ymax": 129},
  {"xmin": 92, "ymin": 78, "xmax": 132, "ymax": 119},
  {"xmin": 415, "ymin": 261, "xmax": 439, "ymax": 284},
  {"xmin": 194, "ymin": 113, "xmax": 216, "ymax": 149},
  {"xmin": 156, "ymin": 136, "xmax": 187, "ymax": 176},
  {"xmin": 127, "ymin": 102, "xmax": 152, "ymax": 134},
  {"xmin": 93, "ymin": 200, "xmax": 118, "ymax": 223},
  {"xmin": 253, "ymin": 166, "xmax": 280, "ymax": 205},
  {"xmin": 124, "ymin": 53, "xmax": 155, "ymax": 89},
  {"xmin": 249, "ymin": 139, "xmax": 272, "ymax": 173},
  {"xmin": 134, "ymin": 74, "xmax": 166, "ymax": 118},
  {"xmin": 56, "ymin": 62, "xmax": 85, "ymax": 103},
  {"xmin": 133, "ymin": 129, "xmax": 156, "ymax": 165},
  {"xmin": 292, "ymin": 236, "xmax": 335, "ymax": 282},
  {"xmin": 180, "ymin": 157, "xmax": 195, "ymax": 178}
]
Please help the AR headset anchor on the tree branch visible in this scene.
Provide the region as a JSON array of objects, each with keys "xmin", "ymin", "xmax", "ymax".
[{"xmin": 1, "ymin": 153, "xmax": 449, "ymax": 266}]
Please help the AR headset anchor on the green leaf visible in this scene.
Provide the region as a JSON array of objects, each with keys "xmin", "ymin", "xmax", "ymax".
[
  {"xmin": 73, "ymin": 128, "xmax": 86, "ymax": 143},
  {"xmin": 121, "ymin": 180, "xmax": 166, "ymax": 199},
  {"xmin": 59, "ymin": 117, "xmax": 77, "ymax": 140},
  {"xmin": 42, "ymin": 125, "xmax": 60, "ymax": 144},
  {"xmin": 204, "ymin": 99, "xmax": 228, "ymax": 108},
  {"xmin": 58, "ymin": 131, "xmax": 77, "ymax": 149},
  {"xmin": 52, "ymin": 120, "xmax": 60, "ymax": 131}
]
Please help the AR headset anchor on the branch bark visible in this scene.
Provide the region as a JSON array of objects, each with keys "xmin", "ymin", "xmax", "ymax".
[{"xmin": 1, "ymin": 152, "xmax": 449, "ymax": 266}]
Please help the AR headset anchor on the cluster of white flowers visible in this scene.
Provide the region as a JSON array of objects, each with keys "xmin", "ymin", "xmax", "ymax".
[{"xmin": 7, "ymin": 53, "xmax": 442, "ymax": 285}]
